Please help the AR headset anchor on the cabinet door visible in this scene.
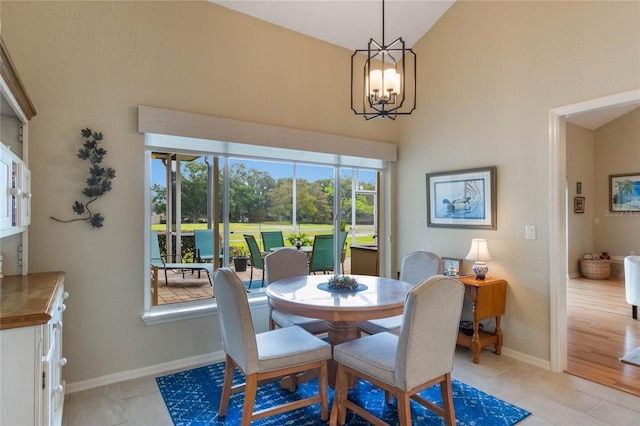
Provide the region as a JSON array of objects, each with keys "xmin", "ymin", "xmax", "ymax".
[
  {"xmin": 0, "ymin": 146, "xmax": 11, "ymax": 230},
  {"xmin": 17, "ymin": 163, "xmax": 31, "ymax": 226}
]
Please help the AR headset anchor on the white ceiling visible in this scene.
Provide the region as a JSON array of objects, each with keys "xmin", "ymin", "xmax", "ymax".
[
  {"xmin": 210, "ymin": 0, "xmax": 455, "ymax": 51},
  {"xmin": 210, "ymin": 0, "xmax": 639, "ymax": 129},
  {"xmin": 564, "ymin": 102, "xmax": 639, "ymax": 130}
]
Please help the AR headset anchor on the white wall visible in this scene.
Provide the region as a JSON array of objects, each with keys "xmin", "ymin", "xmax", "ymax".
[
  {"xmin": 395, "ymin": 1, "xmax": 639, "ymax": 360},
  {"xmin": 2, "ymin": 0, "xmax": 639, "ymax": 384}
]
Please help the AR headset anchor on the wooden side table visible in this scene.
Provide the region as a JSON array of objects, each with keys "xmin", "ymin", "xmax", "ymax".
[{"xmin": 456, "ymin": 276, "xmax": 507, "ymax": 364}]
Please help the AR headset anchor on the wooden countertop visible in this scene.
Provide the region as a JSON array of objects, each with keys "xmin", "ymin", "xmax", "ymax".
[{"xmin": 0, "ymin": 271, "xmax": 65, "ymax": 330}]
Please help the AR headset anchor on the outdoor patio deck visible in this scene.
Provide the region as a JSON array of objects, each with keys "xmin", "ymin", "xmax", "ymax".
[{"xmin": 154, "ymin": 257, "xmax": 352, "ymax": 305}]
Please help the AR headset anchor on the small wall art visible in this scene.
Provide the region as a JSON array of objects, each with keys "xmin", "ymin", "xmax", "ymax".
[{"xmin": 574, "ymin": 196, "xmax": 585, "ymax": 213}]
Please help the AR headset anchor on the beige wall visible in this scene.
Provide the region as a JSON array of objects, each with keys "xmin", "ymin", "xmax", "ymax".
[
  {"xmin": 567, "ymin": 123, "xmax": 595, "ymax": 276},
  {"xmin": 594, "ymin": 108, "xmax": 640, "ymax": 256},
  {"xmin": 1, "ymin": 1, "xmax": 399, "ymax": 384},
  {"xmin": 395, "ymin": 1, "xmax": 639, "ymax": 360},
  {"xmin": 1, "ymin": 0, "xmax": 639, "ymax": 384}
]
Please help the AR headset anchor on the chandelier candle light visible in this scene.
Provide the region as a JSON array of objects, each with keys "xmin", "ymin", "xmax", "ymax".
[
  {"xmin": 351, "ymin": 0, "xmax": 416, "ymax": 120},
  {"xmin": 465, "ymin": 239, "xmax": 493, "ymax": 280}
]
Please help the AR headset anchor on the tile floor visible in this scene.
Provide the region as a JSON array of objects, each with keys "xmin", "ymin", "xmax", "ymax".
[{"xmin": 62, "ymin": 347, "xmax": 640, "ymax": 426}]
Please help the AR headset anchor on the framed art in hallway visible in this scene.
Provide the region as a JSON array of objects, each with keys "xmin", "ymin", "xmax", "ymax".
[
  {"xmin": 426, "ymin": 166, "xmax": 497, "ymax": 229},
  {"xmin": 609, "ymin": 172, "xmax": 640, "ymax": 212},
  {"xmin": 574, "ymin": 196, "xmax": 585, "ymax": 213}
]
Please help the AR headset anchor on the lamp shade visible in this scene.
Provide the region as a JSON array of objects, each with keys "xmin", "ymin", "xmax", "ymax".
[{"xmin": 465, "ymin": 239, "xmax": 492, "ymax": 261}]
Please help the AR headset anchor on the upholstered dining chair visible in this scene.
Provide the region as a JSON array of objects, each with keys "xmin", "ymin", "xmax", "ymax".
[
  {"xmin": 625, "ymin": 255, "xmax": 640, "ymax": 320},
  {"xmin": 264, "ymin": 248, "xmax": 329, "ymax": 335},
  {"xmin": 358, "ymin": 251, "xmax": 443, "ymax": 336},
  {"xmin": 213, "ymin": 268, "xmax": 331, "ymax": 425},
  {"xmin": 243, "ymin": 234, "xmax": 265, "ymax": 287},
  {"xmin": 330, "ymin": 276, "xmax": 464, "ymax": 426}
]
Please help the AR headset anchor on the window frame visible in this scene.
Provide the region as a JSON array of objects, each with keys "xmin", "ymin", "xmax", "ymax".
[{"xmin": 139, "ymin": 107, "xmax": 395, "ymax": 324}]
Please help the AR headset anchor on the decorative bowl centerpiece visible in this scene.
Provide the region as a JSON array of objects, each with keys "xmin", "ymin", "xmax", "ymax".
[{"xmin": 327, "ymin": 275, "xmax": 359, "ymax": 291}]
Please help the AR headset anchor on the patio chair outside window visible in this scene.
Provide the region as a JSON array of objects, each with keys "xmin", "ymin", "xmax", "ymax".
[
  {"xmin": 151, "ymin": 231, "xmax": 212, "ymax": 285},
  {"xmin": 309, "ymin": 231, "xmax": 348, "ymax": 274},
  {"xmin": 194, "ymin": 229, "xmax": 223, "ymax": 267},
  {"xmin": 261, "ymin": 231, "xmax": 285, "ymax": 253},
  {"xmin": 244, "ymin": 234, "xmax": 265, "ymax": 288}
]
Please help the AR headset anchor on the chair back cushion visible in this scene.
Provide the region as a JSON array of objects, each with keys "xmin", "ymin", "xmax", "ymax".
[
  {"xmin": 213, "ymin": 268, "xmax": 259, "ymax": 374},
  {"xmin": 399, "ymin": 251, "xmax": 443, "ymax": 285},
  {"xmin": 625, "ymin": 255, "xmax": 640, "ymax": 305},
  {"xmin": 244, "ymin": 234, "xmax": 264, "ymax": 268},
  {"xmin": 150, "ymin": 232, "xmax": 164, "ymax": 266},
  {"xmin": 395, "ymin": 276, "xmax": 464, "ymax": 391},
  {"xmin": 310, "ymin": 234, "xmax": 334, "ymax": 272},
  {"xmin": 265, "ymin": 248, "xmax": 309, "ymax": 284},
  {"xmin": 261, "ymin": 231, "xmax": 285, "ymax": 252},
  {"xmin": 194, "ymin": 229, "xmax": 215, "ymax": 260}
]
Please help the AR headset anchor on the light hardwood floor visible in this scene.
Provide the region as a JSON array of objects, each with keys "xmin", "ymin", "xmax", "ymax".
[{"xmin": 566, "ymin": 277, "xmax": 640, "ymax": 396}]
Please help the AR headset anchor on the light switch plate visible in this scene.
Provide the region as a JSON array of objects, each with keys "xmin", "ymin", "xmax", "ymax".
[{"xmin": 525, "ymin": 225, "xmax": 536, "ymax": 240}]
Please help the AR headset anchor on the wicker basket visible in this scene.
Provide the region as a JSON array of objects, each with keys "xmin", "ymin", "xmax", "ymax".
[{"xmin": 580, "ymin": 259, "xmax": 610, "ymax": 279}]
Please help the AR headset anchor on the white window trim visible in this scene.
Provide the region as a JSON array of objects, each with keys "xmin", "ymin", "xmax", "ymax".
[{"xmin": 140, "ymin": 106, "xmax": 396, "ymax": 324}]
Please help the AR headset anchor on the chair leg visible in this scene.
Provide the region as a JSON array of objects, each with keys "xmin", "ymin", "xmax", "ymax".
[
  {"xmin": 218, "ymin": 355, "xmax": 235, "ymax": 416},
  {"xmin": 318, "ymin": 361, "xmax": 329, "ymax": 421},
  {"xmin": 396, "ymin": 392, "xmax": 412, "ymax": 426},
  {"xmin": 248, "ymin": 265, "xmax": 254, "ymax": 288},
  {"xmin": 329, "ymin": 366, "xmax": 342, "ymax": 426},
  {"xmin": 330, "ymin": 363, "xmax": 348, "ymax": 426},
  {"xmin": 241, "ymin": 374, "xmax": 258, "ymax": 426},
  {"xmin": 440, "ymin": 373, "xmax": 456, "ymax": 426}
]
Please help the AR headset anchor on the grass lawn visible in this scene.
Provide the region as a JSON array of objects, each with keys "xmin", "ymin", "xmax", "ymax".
[{"xmin": 151, "ymin": 222, "xmax": 376, "ymax": 256}]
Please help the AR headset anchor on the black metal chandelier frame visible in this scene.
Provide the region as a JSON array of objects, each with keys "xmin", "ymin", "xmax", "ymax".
[{"xmin": 351, "ymin": 0, "xmax": 416, "ymax": 120}]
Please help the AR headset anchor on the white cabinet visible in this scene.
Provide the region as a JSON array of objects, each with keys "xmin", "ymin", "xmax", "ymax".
[
  {"xmin": 1, "ymin": 34, "xmax": 36, "ymax": 275},
  {"xmin": 0, "ymin": 144, "xmax": 11, "ymax": 230},
  {"xmin": 0, "ymin": 142, "xmax": 31, "ymax": 233},
  {"xmin": 0, "ymin": 272, "xmax": 67, "ymax": 426}
]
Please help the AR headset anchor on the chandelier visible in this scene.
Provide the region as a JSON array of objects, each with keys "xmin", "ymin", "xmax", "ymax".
[{"xmin": 351, "ymin": 0, "xmax": 417, "ymax": 120}]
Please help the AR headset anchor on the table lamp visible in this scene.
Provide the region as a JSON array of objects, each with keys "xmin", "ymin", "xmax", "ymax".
[{"xmin": 465, "ymin": 239, "xmax": 492, "ymax": 280}]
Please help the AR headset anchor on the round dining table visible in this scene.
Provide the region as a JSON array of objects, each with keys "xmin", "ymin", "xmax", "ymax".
[{"xmin": 266, "ymin": 274, "xmax": 415, "ymax": 387}]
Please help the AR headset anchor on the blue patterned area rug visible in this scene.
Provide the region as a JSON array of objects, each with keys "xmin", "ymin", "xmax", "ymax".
[{"xmin": 156, "ymin": 362, "xmax": 531, "ymax": 426}]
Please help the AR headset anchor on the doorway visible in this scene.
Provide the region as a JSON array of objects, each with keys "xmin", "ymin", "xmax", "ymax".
[{"xmin": 549, "ymin": 89, "xmax": 640, "ymax": 372}]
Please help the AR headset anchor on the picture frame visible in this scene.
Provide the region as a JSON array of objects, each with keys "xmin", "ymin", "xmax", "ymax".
[
  {"xmin": 442, "ymin": 257, "xmax": 462, "ymax": 275},
  {"xmin": 576, "ymin": 181, "xmax": 582, "ymax": 194},
  {"xmin": 574, "ymin": 196, "xmax": 585, "ymax": 214},
  {"xmin": 426, "ymin": 166, "xmax": 497, "ymax": 229},
  {"xmin": 609, "ymin": 173, "xmax": 640, "ymax": 212}
]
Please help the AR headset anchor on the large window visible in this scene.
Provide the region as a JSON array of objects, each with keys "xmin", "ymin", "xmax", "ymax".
[
  {"xmin": 140, "ymin": 106, "xmax": 395, "ymax": 323},
  {"xmin": 147, "ymin": 149, "xmax": 381, "ymax": 307}
]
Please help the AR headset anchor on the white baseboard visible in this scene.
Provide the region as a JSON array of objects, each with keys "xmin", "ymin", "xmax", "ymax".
[
  {"xmin": 66, "ymin": 346, "xmax": 552, "ymax": 394},
  {"xmin": 500, "ymin": 347, "xmax": 551, "ymax": 370},
  {"xmin": 66, "ymin": 350, "xmax": 226, "ymax": 394}
]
